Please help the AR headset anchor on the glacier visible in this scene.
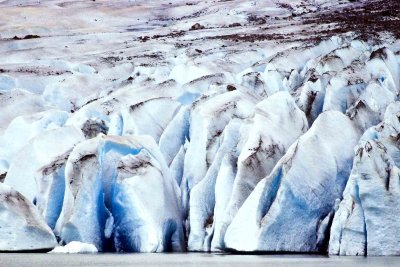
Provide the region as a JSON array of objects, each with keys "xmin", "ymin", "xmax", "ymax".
[{"xmin": 0, "ymin": 0, "xmax": 399, "ymax": 255}]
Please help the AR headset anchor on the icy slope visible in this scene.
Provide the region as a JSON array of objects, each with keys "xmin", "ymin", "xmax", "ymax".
[{"xmin": 0, "ymin": 0, "xmax": 399, "ymax": 254}]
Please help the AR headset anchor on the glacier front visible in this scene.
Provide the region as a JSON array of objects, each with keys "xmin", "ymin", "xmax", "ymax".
[{"xmin": 0, "ymin": 0, "xmax": 399, "ymax": 255}]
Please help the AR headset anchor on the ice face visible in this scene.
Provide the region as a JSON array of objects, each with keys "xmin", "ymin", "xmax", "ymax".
[
  {"xmin": 180, "ymin": 90, "xmax": 257, "ymax": 222},
  {"xmin": 112, "ymin": 150, "xmax": 184, "ymax": 252},
  {"xmin": 0, "ymin": 183, "xmax": 57, "ymax": 251},
  {"xmin": 224, "ymin": 111, "xmax": 361, "ymax": 252},
  {"xmin": 56, "ymin": 135, "xmax": 184, "ymax": 252},
  {"xmin": 329, "ymin": 102, "xmax": 400, "ymax": 256},
  {"xmin": 199, "ymin": 91, "xmax": 309, "ymax": 251},
  {"xmin": 55, "ymin": 136, "xmax": 109, "ymax": 251},
  {"xmin": 188, "ymin": 118, "xmax": 242, "ymax": 251}
]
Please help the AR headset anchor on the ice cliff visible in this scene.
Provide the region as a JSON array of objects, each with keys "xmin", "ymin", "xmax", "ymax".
[{"xmin": 329, "ymin": 102, "xmax": 400, "ymax": 256}]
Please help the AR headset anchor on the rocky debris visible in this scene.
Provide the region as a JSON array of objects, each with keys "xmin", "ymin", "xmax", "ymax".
[
  {"xmin": 190, "ymin": 23, "xmax": 205, "ymax": 31},
  {"xmin": 12, "ymin": 34, "xmax": 41, "ymax": 40}
]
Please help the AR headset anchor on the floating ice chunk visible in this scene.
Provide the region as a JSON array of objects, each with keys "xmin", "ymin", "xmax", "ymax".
[
  {"xmin": 49, "ymin": 241, "xmax": 98, "ymax": 254},
  {"xmin": 0, "ymin": 183, "xmax": 57, "ymax": 251}
]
